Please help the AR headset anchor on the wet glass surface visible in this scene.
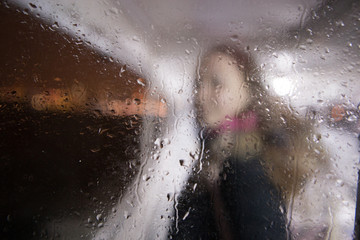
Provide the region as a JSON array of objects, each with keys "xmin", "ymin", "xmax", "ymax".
[
  {"xmin": 0, "ymin": 6, "xmax": 144, "ymax": 239},
  {"xmin": 1, "ymin": 0, "xmax": 360, "ymax": 239}
]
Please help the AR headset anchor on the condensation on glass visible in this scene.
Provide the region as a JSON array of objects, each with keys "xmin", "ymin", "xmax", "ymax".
[{"xmin": 1, "ymin": 0, "xmax": 360, "ymax": 239}]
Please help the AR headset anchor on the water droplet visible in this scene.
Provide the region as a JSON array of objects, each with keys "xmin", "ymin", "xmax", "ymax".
[
  {"xmin": 29, "ymin": 3, "xmax": 37, "ymax": 8},
  {"xmin": 299, "ymin": 45, "xmax": 307, "ymax": 50},
  {"xmin": 154, "ymin": 138, "xmax": 161, "ymax": 148},
  {"xmin": 225, "ymin": 115, "xmax": 232, "ymax": 121},
  {"xmin": 335, "ymin": 20, "xmax": 345, "ymax": 27},
  {"xmin": 193, "ymin": 183, "xmax": 197, "ymax": 192},
  {"xmin": 133, "ymin": 98, "xmax": 141, "ymax": 105},
  {"xmin": 152, "ymin": 153, "xmax": 160, "ymax": 160},
  {"xmin": 189, "ymin": 152, "xmax": 199, "ymax": 161},
  {"xmin": 119, "ymin": 65, "xmax": 126, "ymax": 77},
  {"xmin": 162, "ymin": 138, "xmax": 170, "ymax": 145},
  {"xmin": 230, "ymin": 35, "xmax": 239, "ymax": 42},
  {"xmin": 335, "ymin": 179, "xmax": 344, "ymax": 187},
  {"xmin": 347, "ymin": 114, "xmax": 358, "ymax": 122},
  {"xmin": 52, "ymin": 22, "xmax": 59, "ymax": 29},
  {"xmin": 279, "ymin": 205, "xmax": 285, "ymax": 214},
  {"xmin": 326, "ymin": 173, "xmax": 333, "ymax": 179},
  {"xmin": 90, "ymin": 148, "xmax": 101, "ymax": 153},
  {"xmin": 142, "ymin": 175, "xmax": 151, "ymax": 181},
  {"xmin": 182, "ymin": 208, "xmax": 191, "ymax": 220},
  {"xmin": 124, "ymin": 211, "xmax": 131, "ymax": 219},
  {"xmin": 137, "ymin": 78, "xmax": 145, "ymax": 86},
  {"xmin": 109, "ymin": 7, "xmax": 119, "ymax": 15},
  {"xmin": 22, "ymin": 9, "xmax": 29, "ymax": 15},
  {"xmin": 125, "ymin": 98, "xmax": 132, "ymax": 105}
]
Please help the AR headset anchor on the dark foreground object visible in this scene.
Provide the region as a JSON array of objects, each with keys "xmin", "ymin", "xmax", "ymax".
[{"xmin": 0, "ymin": 105, "xmax": 140, "ymax": 239}]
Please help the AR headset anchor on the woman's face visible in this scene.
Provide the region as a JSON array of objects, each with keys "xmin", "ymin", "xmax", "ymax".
[{"xmin": 199, "ymin": 51, "xmax": 250, "ymax": 127}]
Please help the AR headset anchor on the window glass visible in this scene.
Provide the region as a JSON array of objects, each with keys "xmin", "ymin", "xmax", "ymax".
[{"xmin": 1, "ymin": 1, "xmax": 360, "ymax": 239}]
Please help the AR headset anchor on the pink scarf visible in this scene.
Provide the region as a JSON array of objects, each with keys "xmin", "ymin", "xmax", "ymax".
[{"xmin": 215, "ymin": 111, "xmax": 258, "ymax": 134}]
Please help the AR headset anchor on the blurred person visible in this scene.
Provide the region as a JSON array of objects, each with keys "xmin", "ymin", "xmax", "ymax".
[{"xmin": 172, "ymin": 45, "xmax": 328, "ymax": 239}]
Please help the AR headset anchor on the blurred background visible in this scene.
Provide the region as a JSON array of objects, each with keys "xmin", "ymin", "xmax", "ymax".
[{"xmin": 1, "ymin": 0, "xmax": 360, "ymax": 239}]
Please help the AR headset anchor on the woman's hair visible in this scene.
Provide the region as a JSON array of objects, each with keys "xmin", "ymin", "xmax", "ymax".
[{"xmin": 199, "ymin": 44, "xmax": 262, "ymax": 98}]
